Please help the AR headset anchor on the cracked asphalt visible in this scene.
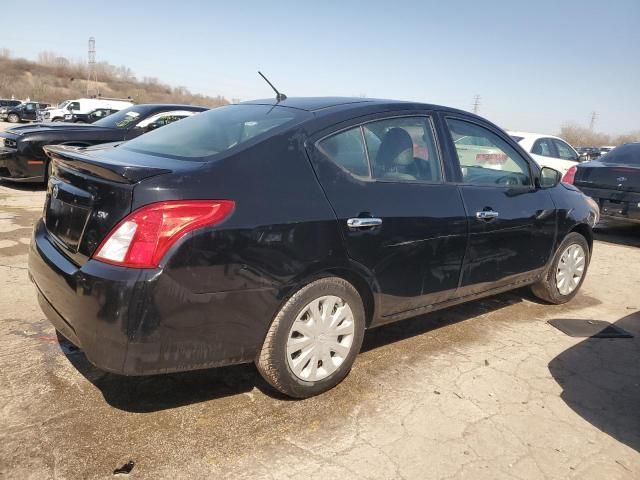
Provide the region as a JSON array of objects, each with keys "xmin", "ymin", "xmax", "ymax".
[{"xmin": 1, "ymin": 157, "xmax": 639, "ymax": 478}]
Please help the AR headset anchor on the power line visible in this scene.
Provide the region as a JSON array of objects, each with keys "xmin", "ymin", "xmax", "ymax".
[{"xmin": 472, "ymin": 94, "xmax": 480, "ymax": 114}]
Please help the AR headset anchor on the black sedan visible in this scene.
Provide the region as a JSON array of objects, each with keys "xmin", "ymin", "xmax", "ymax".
[
  {"xmin": 62, "ymin": 108, "xmax": 120, "ymax": 124},
  {"xmin": 0, "ymin": 104, "xmax": 207, "ymax": 182},
  {"xmin": 564, "ymin": 142, "xmax": 640, "ymax": 225},
  {"xmin": 28, "ymin": 97, "xmax": 598, "ymax": 398}
]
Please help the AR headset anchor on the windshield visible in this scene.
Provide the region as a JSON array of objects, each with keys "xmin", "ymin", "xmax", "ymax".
[
  {"xmin": 599, "ymin": 144, "xmax": 640, "ymax": 165},
  {"xmin": 57, "ymin": 100, "xmax": 70, "ymax": 109},
  {"xmin": 510, "ymin": 135, "xmax": 524, "ymax": 143},
  {"xmin": 93, "ymin": 105, "xmax": 146, "ymax": 129},
  {"xmin": 121, "ymin": 104, "xmax": 309, "ymax": 160}
]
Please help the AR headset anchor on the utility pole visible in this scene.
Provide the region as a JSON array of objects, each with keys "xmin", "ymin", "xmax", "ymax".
[
  {"xmin": 589, "ymin": 111, "xmax": 597, "ymax": 131},
  {"xmin": 472, "ymin": 94, "xmax": 480, "ymax": 114},
  {"xmin": 87, "ymin": 37, "xmax": 98, "ymax": 97}
]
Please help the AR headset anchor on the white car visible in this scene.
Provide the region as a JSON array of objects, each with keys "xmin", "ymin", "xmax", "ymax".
[{"xmin": 507, "ymin": 131, "xmax": 579, "ymax": 175}]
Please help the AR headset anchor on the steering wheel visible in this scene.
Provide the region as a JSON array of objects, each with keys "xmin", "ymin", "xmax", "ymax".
[{"xmin": 496, "ymin": 174, "xmax": 520, "ymax": 186}]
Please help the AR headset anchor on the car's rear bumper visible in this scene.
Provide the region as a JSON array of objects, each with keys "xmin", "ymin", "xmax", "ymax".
[
  {"xmin": 28, "ymin": 219, "xmax": 277, "ymax": 375},
  {"xmin": 579, "ymin": 186, "xmax": 640, "ymax": 225},
  {"xmin": 0, "ymin": 148, "xmax": 45, "ymax": 182}
]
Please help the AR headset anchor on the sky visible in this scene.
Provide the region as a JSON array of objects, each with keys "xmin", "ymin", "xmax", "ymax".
[{"xmin": 2, "ymin": 0, "xmax": 639, "ymax": 134}]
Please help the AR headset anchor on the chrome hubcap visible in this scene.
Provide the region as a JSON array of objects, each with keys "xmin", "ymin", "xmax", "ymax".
[
  {"xmin": 556, "ymin": 244, "xmax": 586, "ymax": 295},
  {"xmin": 286, "ymin": 295, "xmax": 355, "ymax": 382}
]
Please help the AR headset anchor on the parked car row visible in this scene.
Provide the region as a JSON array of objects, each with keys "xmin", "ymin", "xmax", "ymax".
[
  {"xmin": 25, "ymin": 95, "xmax": 600, "ymax": 398},
  {"xmin": 0, "ymin": 104, "xmax": 207, "ymax": 182}
]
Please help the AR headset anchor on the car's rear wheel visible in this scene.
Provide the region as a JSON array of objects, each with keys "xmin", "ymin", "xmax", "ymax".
[
  {"xmin": 256, "ymin": 277, "xmax": 365, "ymax": 398},
  {"xmin": 7, "ymin": 113, "xmax": 19, "ymax": 123},
  {"xmin": 531, "ymin": 232, "xmax": 590, "ymax": 304}
]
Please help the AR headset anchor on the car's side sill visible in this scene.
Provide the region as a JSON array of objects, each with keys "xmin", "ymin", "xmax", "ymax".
[{"xmin": 370, "ymin": 275, "xmax": 539, "ymax": 328}]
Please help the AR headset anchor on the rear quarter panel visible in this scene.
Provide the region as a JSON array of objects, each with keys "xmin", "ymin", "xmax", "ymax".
[{"xmin": 128, "ymin": 126, "xmax": 354, "ymax": 360}]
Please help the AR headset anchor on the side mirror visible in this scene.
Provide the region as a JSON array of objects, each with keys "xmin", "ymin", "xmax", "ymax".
[{"xmin": 538, "ymin": 166, "xmax": 561, "ymax": 188}]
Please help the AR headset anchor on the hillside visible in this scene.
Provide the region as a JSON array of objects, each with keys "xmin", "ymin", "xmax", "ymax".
[{"xmin": 0, "ymin": 49, "xmax": 228, "ymax": 107}]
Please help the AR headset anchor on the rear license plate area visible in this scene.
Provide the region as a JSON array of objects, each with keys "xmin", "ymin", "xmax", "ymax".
[
  {"xmin": 44, "ymin": 180, "xmax": 93, "ymax": 252},
  {"xmin": 601, "ymin": 199, "xmax": 628, "ymax": 216}
]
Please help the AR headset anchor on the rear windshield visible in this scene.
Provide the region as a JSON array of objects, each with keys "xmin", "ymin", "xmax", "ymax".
[
  {"xmin": 121, "ymin": 104, "xmax": 308, "ymax": 160},
  {"xmin": 599, "ymin": 144, "xmax": 640, "ymax": 165}
]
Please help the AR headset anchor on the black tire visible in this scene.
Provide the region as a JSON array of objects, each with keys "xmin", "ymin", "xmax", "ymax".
[
  {"xmin": 256, "ymin": 277, "xmax": 366, "ymax": 398},
  {"xmin": 51, "ymin": 117, "xmax": 62, "ymax": 122},
  {"xmin": 7, "ymin": 113, "xmax": 20, "ymax": 123},
  {"xmin": 531, "ymin": 232, "xmax": 590, "ymax": 304}
]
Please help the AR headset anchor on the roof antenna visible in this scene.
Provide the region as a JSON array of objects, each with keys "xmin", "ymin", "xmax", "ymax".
[{"xmin": 258, "ymin": 71, "xmax": 287, "ymax": 102}]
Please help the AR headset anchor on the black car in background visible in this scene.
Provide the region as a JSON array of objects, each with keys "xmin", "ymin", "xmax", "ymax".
[
  {"xmin": 29, "ymin": 97, "xmax": 598, "ymax": 398},
  {"xmin": 576, "ymin": 147, "xmax": 601, "ymax": 162},
  {"xmin": 564, "ymin": 143, "xmax": 640, "ymax": 225},
  {"xmin": 0, "ymin": 104, "xmax": 207, "ymax": 182},
  {"xmin": 0, "ymin": 101, "xmax": 50, "ymax": 123},
  {"xmin": 63, "ymin": 108, "xmax": 120, "ymax": 124}
]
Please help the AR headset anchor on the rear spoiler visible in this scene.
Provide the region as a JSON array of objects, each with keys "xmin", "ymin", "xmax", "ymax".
[{"xmin": 44, "ymin": 144, "xmax": 170, "ymax": 184}]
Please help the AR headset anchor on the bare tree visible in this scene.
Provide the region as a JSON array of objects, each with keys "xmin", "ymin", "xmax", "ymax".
[{"xmin": 558, "ymin": 123, "xmax": 640, "ymax": 147}]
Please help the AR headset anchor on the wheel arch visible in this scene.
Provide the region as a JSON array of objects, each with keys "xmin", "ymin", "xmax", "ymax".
[
  {"xmin": 322, "ymin": 267, "xmax": 376, "ymax": 328},
  {"xmin": 276, "ymin": 264, "xmax": 378, "ymax": 329},
  {"xmin": 570, "ymin": 222, "xmax": 593, "ymax": 252}
]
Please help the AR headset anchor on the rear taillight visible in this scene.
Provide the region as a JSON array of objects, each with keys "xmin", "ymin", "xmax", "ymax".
[
  {"xmin": 93, "ymin": 200, "xmax": 235, "ymax": 268},
  {"xmin": 562, "ymin": 166, "xmax": 577, "ymax": 184}
]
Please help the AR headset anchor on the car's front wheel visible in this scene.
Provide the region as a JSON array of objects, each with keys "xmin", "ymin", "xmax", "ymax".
[
  {"xmin": 256, "ymin": 277, "xmax": 365, "ymax": 398},
  {"xmin": 531, "ymin": 232, "xmax": 590, "ymax": 304},
  {"xmin": 7, "ymin": 113, "xmax": 20, "ymax": 123}
]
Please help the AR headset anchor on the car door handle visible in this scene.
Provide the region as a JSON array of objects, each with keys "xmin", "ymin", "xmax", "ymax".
[
  {"xmin": 347, "ymin": 218, "xmax": 383, "ymax": 228},
  {"xmin": 476, "ymin": 210, "xmax": 499, "ymax": 220}
]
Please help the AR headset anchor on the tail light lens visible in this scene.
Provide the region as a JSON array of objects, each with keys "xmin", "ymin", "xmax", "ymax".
[
  {"xmin": 562, "ymin": 165, "xmax": 577, "ymax": 184},
  {"xmin": 93, "ymin": 200, "xmax": 235, "ymax": 268}
]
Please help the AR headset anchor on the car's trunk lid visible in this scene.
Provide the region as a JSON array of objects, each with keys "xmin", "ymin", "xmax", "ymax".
[
  {"xmin": 43, "ymin": 145, "xmax": 174, "ymax": 265},
  {"xmin": 575, "ymin": 161, "xmax": 640, "ymax": 193}
]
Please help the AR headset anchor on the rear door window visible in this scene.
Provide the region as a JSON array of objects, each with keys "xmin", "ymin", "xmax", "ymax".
[
  {"xmin": 446, "ymin": 118, "xmax": 531, "ymax": 186},
  {"xmin": 364, "ymin": 117, "xmax": 441, "ymax": 182},
  {"xmin": 317, "ymin": 116, "xmax": 442, "ymax": 183}
]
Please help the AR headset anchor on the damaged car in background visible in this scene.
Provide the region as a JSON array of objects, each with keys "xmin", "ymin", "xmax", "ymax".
[{"xmin": 29, "ymin": 96, "xmax": 599, "ymax": 399}]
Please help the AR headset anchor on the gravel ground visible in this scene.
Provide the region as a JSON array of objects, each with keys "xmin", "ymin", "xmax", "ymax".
[{"xmin": 0, "ymin": 132, "xmax": 639, "ymax": 479}]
